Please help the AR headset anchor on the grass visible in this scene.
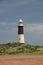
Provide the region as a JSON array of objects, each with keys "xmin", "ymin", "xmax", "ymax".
[{"xmin": 0, "ymin": 43, "xmax": 43, "ymax": 55}]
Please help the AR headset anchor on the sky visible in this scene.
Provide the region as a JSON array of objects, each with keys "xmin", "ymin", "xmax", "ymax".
[{"xmin": 0, "ymin": 0, "xmax": 43, "ymax": 45}]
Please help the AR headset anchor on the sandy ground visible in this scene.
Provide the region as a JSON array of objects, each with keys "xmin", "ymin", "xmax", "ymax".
[{"xmin": 0, "ymin": 55, "xmax": 43, "ymax": 65}]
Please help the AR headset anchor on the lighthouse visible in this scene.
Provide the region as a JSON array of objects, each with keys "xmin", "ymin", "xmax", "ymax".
[{"xmin": 18, "ymin": 19, "xmax": 25, "ymax": 43}]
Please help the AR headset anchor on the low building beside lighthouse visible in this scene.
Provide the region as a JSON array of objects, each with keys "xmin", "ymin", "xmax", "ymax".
[{"xmin": 18, "ymin": 19, "xmax": 25, "ymax": 43}]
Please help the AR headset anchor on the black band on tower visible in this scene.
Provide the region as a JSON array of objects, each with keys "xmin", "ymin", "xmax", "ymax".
[{"xmin": 18, "ymin": 26, "xmax": 24, "ymax": 34}]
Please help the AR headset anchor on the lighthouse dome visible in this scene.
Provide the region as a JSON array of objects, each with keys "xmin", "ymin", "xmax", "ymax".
[
  {"xmin": 19, "ymin": 19, "xmax": 23, "ymax": 23},
  {"xmin": 18, "ymin": 19, "xmax": 24, "ymax": 26}
]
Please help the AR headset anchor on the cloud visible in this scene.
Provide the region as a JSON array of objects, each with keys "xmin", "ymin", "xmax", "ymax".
[
  {"xmin": 0, "ymin": 27, "xmax": 17, "ymax": 33},
  {"xmin": 0, "ymin": 21, "xmax": 17, "ymax": 26},
  {"xmin": 0, "ymin": 22, "xmax": 7, "ymax": 25},
  {"xmin": 24, "ymin": 23, "xmax": 43, "ymax": 45},
  {"xmin": 0, "ymin": 21, "xmax": 17, "ymax": 33},
  {"xmin": 25, "ymin": 23, "xmax": 43, "ymax": 34}
]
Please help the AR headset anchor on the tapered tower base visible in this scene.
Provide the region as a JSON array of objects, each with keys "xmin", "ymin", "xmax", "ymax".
[{"xmin": 18, "ymin": 34, "xmax": 25, "ymax": 43}]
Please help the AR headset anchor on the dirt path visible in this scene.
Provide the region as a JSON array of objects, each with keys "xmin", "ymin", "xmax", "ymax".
[{"xmin": 0, "ymin": 55, "xmax": 43, "ymax": 65}]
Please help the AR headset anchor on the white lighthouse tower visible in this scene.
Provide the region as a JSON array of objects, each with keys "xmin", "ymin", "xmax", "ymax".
[{"xmin": 18, "ymin": 19, "xmax": 25, "ymax": 43}]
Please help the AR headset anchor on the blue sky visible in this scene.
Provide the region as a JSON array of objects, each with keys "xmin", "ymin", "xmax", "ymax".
[{"xmin": 0, "ymin": 0, "xmax": 43, "ymax": 45}]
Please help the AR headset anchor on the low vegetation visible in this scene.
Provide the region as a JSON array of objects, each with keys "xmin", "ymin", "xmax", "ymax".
[{"xmin": 0, "ymin": 42, "xmax": 43, "ymax": 55}]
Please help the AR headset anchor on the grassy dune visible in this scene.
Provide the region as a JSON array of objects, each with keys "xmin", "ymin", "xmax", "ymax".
[{"xmin": 0, "ymin": 43, "xmax": 43, "ymax": 55}]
